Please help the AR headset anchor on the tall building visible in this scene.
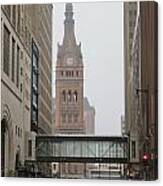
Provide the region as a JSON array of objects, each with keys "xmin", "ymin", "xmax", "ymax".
[
  {"xmin": 84, "ymin": 97, "xmax": 95, "ymax": 134},
  {"xmin": 1, "ymin": 4, "xmax": 53, "ymax": 177},
  {"xmin": 55, "ymin": 3, "xmax": 85, "ymax": 178},
  {"xmin": 123, "ymin": 1, "xmax": 140, "ymax": 175},
  {"xmin": 124, "ymin": 0, "xmax": 138, "ymax": 145},
  {"xmin": 139, "ymin": 2, "xmax": 158, "ymax": 180},
  {"xmin": 124, "ymin": 2, "xmax": 137, "ymax": 135},
  {"xmin": 36, "ymin": 5, "xmax": 53, "ymax": 135},
  {"xmin": 55, "ymin": 3, "xmax": 84, "ymax": 135},
  {"xmin": 124, "ymin": 1, "xmax": 158, "ymax": 180}
]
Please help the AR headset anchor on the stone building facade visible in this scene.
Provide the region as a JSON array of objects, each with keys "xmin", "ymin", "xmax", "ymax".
[
  {"xmin": 1, "ymin": 4, "xmax": 53, "ymax": 177},
  {"xmin": 124, "ymin": 2, "xmax": 137, "ymax": 136},
  {"xmin": 124, "ymin": 1, "xmax": 158, "ymax": 180},
  {"xmin": 124, "ymin": 2, "xmax": 142, "ymax": 176},
  {"xmin": 139, "ymin": 2, "xmax": 158, "ymax": 180},
  {"xmin": 124, "ymin": 1, "xmax": 138, "ymax": 160}
]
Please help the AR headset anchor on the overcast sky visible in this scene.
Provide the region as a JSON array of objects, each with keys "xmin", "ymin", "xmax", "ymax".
[{"xmin": 52, "ymin": 2, "xmax": 124, "ymax": 136}]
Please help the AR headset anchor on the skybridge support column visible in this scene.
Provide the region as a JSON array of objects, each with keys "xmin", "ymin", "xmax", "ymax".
[
  {"xmin": 127, "ymin": 132, "xmax": 131, "ymax": 179},
  {"xmin": 58, "ymin": 162, "xmax": 61, "ymax": 178},
  {"xmin": 84, "ymin": 162, "xmax": 86, "ymax": 178}
]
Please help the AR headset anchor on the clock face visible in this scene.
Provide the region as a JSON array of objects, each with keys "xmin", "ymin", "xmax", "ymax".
[{"xmin": 66, "ymin": 57, "xmax": 73, "ymax": 65}]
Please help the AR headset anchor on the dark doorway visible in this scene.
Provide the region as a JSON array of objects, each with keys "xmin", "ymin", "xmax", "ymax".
[{"xmin": 1, "ymin": 119, "xmax": 7, "ymax": 177}]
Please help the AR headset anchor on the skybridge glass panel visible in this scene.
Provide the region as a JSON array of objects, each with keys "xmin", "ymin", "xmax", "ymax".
[{"xmin": 36, "ymin": 136, "xmax": 129, "ymax": 163}]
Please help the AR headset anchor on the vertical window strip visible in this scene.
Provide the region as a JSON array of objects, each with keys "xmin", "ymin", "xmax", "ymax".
[
  {"xmin": 3, "ymin": 25, "xmax": 10, "ymax": 76},
  {"xmin": 16, "ymin": 45, "xmax": 20, "ymax": 88},
  {"xmin": 17, "ymin": 5, "xmax": 21, "ymax": 33},
  {"xmin": 11, "ymin": 38, "xmax": 15, "ymax": 82}
]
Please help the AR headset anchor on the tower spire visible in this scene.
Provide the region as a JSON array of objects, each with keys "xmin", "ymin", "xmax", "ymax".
[{"xmin": 63, "ymin": 3, "xmax": 76, "ymax": 46}]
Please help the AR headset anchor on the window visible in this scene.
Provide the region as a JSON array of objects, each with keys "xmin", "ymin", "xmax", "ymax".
[
  {"xmin": 68, "ymin": 90, "xmax": 72, "ymax": 102},
  {"xmin": 20, "ymin": 67, "xmax": 23, "ymax": 76},
  {"xmin": 31, "ymin": 40, "xmax": 39, "ymax": 132},
  {"xmin": 33, "ymin": 54, "xmax": 38, "ymax": 70},
  {"xmin": 33, "ymin": 73, "xmax": 37, "ymax": 90},
  {"xmin": 131, "ymin": 141, "xmax": 136, "ymax": 159},
  {"xmin": 18, "ymin": 127, "xmax": 22, "ymax": 137},
  {"xmin": 61, "ymin": 71, "xmax": 64, "ymax": 76},
  {"xmin": 65, "ymin": 71, "xmax": 74, "ymax": 77},
  {"xmin": 28, "ymin": 140, "xmax": 32, "ymax": 157},
  {"xmin": 76, "ymin": 71, "xmax": 79, "ymax": 77},
  {"xmin": 11, "ymin": 38, "xmax": 15, "ymax": 82},
  {"xmin": 25, "ymin": 26, "xmax": 27, "ymax": 45},
  {"xmin": 53, "ymin": 164, "xmax": 56, "ymax": 170},
  {"xmin": 15, "ymin": 125, "xmax": 17, "ymax": 135},
  {"xmin": 32, "ymin": 109, "xmax": 37, "ymax": 122},
  {"xmin": 33, "ymin": 94, "xmax": 37, "ymax": 106},
  {"xmin": 3, "ymin": 25, "xmax": 10, "ymax": 76},
  {"xmin": 16, "ymin": 46, "xmax": 20, "ymax": 88},
  {"xmin": 17, "ymin": 5, "xmax": 21, "ymax": 33},
  {"xmin": 20, "ymin": 83, "xmax": 22, "ymax": 92},
  {"xmin": 62, "ymin": 90, "xmax": 66, "ymax": 102},
  {"xmin": 73, "ymin": 91, "xmax": 78, "ymax": 102}
]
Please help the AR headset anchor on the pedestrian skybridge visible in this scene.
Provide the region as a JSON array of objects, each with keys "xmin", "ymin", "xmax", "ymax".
[{"xmin": 36, "ymin": 135, "xmax": 129, "ymax": 163}]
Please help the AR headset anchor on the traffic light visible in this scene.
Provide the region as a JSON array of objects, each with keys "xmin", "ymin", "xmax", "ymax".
[{"xmin": 142, "ymin": 153, "xmax": 150, "ymax": 166}]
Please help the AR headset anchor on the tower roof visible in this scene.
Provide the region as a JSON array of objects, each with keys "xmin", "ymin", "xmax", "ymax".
[
  {"xmin": 56, "ymin": 3, "xmax": 83, "ymax": 66},
  {"xmin": 63, "ymin": 3, "xmax": 76, "ymax": 46},
  {"xmin": 65, "ymin": 3, "xmax": 73, "ymax": 12}
]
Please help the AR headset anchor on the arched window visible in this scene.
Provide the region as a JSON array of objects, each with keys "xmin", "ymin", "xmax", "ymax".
[
  {"xmin": 62, "ymin": 90, "xmax": 66, "ymax": 102},
  {"xmin": 68, "ymin": 90, "xmax": 72, "ymax": 102},
  {"xmin": 73, "ymin": 91, "xmax": 78, "ymax": 102},
  {"xmin": 61, "ymin": 71, "xmax": 64, "ymax": 76}
]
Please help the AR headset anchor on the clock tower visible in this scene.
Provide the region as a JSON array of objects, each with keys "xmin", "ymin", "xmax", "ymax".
[{"xmin": 55, "ymin": 3, "xmax": 85, "ymax": 134}]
